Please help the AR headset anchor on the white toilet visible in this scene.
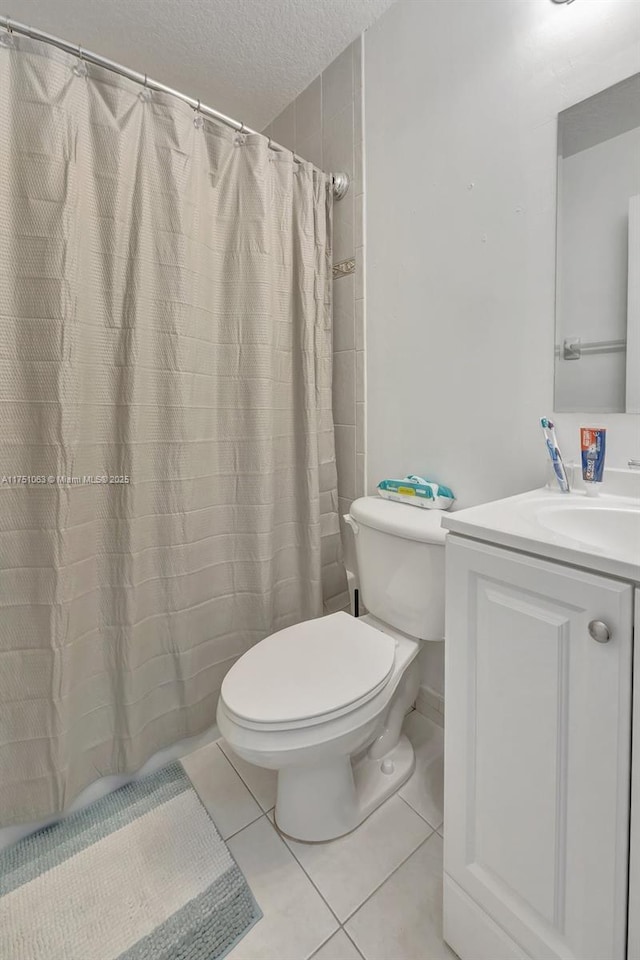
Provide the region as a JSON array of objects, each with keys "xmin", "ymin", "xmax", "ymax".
[{"xmin": 216, "ymin": 496, "xmax": 446, "ymax": 842}]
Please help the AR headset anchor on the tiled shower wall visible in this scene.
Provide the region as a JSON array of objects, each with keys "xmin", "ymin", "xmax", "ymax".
[{"xmin": 264, "ymin": 36, "xmax": 365, "ymax": 576}]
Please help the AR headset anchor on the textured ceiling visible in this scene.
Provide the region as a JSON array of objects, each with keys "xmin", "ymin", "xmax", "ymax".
[{"xmin": 8, "ymin": 0, "xmax": 396, "ymax": 129}]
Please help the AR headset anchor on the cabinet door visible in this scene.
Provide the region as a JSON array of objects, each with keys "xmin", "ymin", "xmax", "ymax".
[
  {"xmin": 628, "ymin": 589, "xmax": 640, "ymax": 960},
  {"xmin": 444, "ymin": 536, "xmax": 633, "ymax": 960}
]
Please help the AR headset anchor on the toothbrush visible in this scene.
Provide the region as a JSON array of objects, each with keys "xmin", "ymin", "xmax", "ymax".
[{"xmin": 540, "ymin": 418, "xmax": 570, "ymax": 493}]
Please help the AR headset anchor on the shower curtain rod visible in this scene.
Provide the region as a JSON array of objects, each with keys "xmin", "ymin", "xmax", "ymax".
[{"xmin": 0, "ymin": 14, "xmax": 350, "ymax": 200}]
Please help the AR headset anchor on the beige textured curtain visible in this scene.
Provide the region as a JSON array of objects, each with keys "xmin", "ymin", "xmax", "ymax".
[{"xmin": 0, "ymin": 35, "xmax": 348, "ymax": 826}]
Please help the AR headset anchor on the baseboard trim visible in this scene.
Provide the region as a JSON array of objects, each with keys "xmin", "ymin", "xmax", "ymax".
[
  {"xmin": 443, "ymin": 874, "xmax": 528, "ymax": 960},
  {"xmin": 415, "ymin": 683, "xmax": 444, "ymax": 727}
]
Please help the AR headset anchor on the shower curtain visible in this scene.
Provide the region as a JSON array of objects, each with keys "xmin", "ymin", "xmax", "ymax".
[{"xmin": 0, "ymin": 35, "xmax": 347, "ymax": 826}]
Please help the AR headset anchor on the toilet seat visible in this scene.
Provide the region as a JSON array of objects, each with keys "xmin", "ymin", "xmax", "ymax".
[{"xmin": 220, "ymin": 612, "xmax": 397, "ymax": 731}]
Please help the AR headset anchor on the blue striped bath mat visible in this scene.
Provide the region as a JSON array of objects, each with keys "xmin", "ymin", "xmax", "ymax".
[{"xmin": 0, "ymin": 761, "xmax": 261, "ymax": 960}]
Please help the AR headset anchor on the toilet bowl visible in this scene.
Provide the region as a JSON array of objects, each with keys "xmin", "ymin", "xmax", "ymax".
[{"xmin": 217, "ymin": 496, "xmax": 446, "ymax": 842}]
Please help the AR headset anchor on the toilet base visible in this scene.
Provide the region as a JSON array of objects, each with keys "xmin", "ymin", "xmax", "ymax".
[{"xmin": 274, "ymin": 734, "xmax": 416, "ymax": 842}]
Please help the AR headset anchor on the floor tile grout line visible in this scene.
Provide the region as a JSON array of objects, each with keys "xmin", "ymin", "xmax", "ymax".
[
  {"xmin": 216, "ymin": 750, "xmax": 426, "ymax": 951},
  {"xmin": 182, "ymin": 745, "xmax": 266, "ymax": 842},
  {"xmin": 309, "ymin": 925, "xmax": 364, "ymax": 960},
  {"xmin": 215, "ymin": 738, "xmax": 441, "ymax": 952},
  {"xmin": 268, "ymin": 816, "xmax": 345, "ymax": 932},
  {"xmin": 184, "ymin": 731, "xmax": 449, "ymax": 958},
  {"xmin": 216, "ymin": 739, "xmax": 274, "ymax": 814},
  {"xmin": 340, "ymin": 923, "xmax": 366, "ymax": 959},
  {"xmin": 204, "ymin": 742, "xmax": 276, "ymax": 839},
  {"xmin": 273, "ymin": 801, "xmax": 435, "ymax": 930},
  {"xmin": 224, "ymin": 809, "xmax": 268, "ymax": 843},
  {"xmin": 308, "ymin": 929, "xmax": 341, "ymax": 960},
  {"xmin": 341, "ymin": 829, "xmax": 436, "ymax": 928},
  {"xmin": 227, "ymin": 812, "xmax": 341, "ymax": 960},
  {"xmin": 397, "ymin": 791, "xmax": 443, "ymax": 833},
  {"xmin": 215, "ymin": 744, "xmax": 267, "ymax": 812}
]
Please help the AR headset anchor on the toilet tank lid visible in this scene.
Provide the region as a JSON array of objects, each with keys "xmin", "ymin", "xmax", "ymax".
[{"xmin": 349, "ymin": 496, "xmax": 448, "ymax": 544}]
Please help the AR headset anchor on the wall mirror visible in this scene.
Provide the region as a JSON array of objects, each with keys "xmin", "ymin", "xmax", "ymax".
[{"xmin": 554, "ymin": 74, "xmax": 640, "ymax": 413}]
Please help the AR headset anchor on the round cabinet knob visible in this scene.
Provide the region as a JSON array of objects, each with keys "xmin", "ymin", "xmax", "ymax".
[{"xmin": 588, "ymin": 620, "xmax": 611, "ymax": 643}]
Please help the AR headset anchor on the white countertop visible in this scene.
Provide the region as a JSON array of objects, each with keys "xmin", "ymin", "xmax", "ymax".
[{"xmin": 441, "ymin": 478, "xmax": 640, "ymax": 583}]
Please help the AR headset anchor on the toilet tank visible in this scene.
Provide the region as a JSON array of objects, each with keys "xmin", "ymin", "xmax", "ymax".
[{"xmin": 347, "ymin": 496, "xmax": 446, "ymax": 641}]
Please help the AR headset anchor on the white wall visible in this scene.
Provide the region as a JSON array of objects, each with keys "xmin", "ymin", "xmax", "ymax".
[
  {"xmin": 364, "ymin": 0, "xmax": 640, "ymax": 706},
  {"xmin": 555, "ymin": 127, "xmax": 640, "ymax": 413},
  {"xmin": 365, "ymin": 0, "xmax": 640, "ymax": 511}
]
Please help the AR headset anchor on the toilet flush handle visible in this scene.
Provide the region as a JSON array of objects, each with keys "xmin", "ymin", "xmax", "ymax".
[{"xmin": 343, "ymin": 514, "xmax": 359, "ymax": 535}]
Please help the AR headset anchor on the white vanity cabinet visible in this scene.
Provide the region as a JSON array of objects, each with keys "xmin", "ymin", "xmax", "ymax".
[
  {"xmin": 443, "ymin": 535, "xmax": 633, "ymax": 960},
  {"xmin": 630, "ymin": 589, "xmax": 640, "ymax": 960}
]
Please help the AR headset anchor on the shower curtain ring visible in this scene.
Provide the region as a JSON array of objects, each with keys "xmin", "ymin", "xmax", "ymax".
[
  {"xmin": 139, "ymin": 72, "xmax": 151, "ymax": 101},
  {"xmin": 1, "ymin": 16, "xmax": 17, "ymax": 48},
  {"xmin": 193, "ymin": 99, "xmax": 204, "ymax": 128},
  {"xmin": 73, "ymin": 43, "xmax": 88, "ymax": 76}
]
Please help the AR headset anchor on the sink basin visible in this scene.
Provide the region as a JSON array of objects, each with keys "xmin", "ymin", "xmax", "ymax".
[
  {"xmin": 442, "ymin": 475, "xmax": 640, "ymax": 582},
  {"xmin": 535, "ymin": 503, "xmax": 640, "ymax": 563}
]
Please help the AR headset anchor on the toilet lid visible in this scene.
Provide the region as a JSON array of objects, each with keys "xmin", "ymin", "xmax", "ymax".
[{"xmin": 221, "ymin": 612, "xmax": 396, "ymax": 726}]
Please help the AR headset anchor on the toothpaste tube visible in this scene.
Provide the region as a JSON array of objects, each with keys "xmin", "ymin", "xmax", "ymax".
[{"xmin": 580, "ymin": 427, "xmax": 606, "ymax": 485}]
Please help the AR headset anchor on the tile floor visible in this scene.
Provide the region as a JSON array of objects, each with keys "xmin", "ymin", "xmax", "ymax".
[{"xmin": 182, "ymin": 710, "xmax": 456, "ymax": 960}]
